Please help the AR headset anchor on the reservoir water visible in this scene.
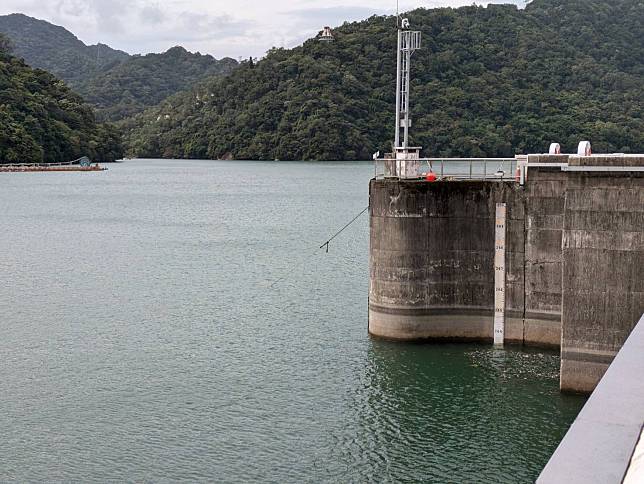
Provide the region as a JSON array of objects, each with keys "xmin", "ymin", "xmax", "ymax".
[{"xmin": 0, "ymin": 159, "xmax": 586, "ymax": 482}]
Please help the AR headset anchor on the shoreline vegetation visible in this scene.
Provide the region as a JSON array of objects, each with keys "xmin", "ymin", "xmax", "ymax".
[
  {"xmin": 0, "ymin": 37, "xmax": 123, "ymax": 164},
  {"xmin": 1, "ymin": 0, "xmax": 643, "ymax": 164}
]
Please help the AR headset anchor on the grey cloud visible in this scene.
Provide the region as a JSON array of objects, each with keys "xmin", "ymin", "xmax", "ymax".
[
  {"xmin": 92, "ymin": 0, "xmax": 132, "ymax": 33},
  {"xmin": 140, "ymin": 4, "xmax": 166, "ymax": 25},
  {"xmin": 50, "ymin": 0, "xmax": 248, "ymax": 48},
  {"xmin": 175, "ymin": 12, "xmax": 249, "ymax": 40},
  {"xmin": 422, "ymin": 0, "xmax": 524, "ymax": 7},
  {"xmin": 0, "ymin": 0, "xmax": 526, "ymax": 59},
  {"xmin": 286, "ymin": 6, "xmax": 387, "ymax": 28},
  {"xmin": 54, "ymin": 0, "xmax": 89, "ymax": 18},
  {"xmin": 109, "ymin": 10, "xmax": 250, "ymax": 55},
  {"xmin": 53, "ymin": 0, "xmax": 132, "ymax": 32}
]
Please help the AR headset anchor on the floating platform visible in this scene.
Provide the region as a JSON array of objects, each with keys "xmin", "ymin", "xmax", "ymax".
[{"xmin": 0, "ymin": 164, "xmax": 106, "ymax": 173}]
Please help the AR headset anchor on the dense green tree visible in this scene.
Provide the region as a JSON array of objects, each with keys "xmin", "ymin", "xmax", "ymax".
[
  {"xmin": 0, "ymin": 35, "xmax": 123, "ymax": 164},
  {"xmin": 0, "ymin": 14, "xmax": 129, "ymax": 86},
  {"xmin": 122, "ymin": 0, "xmax": 643, "ymax": 160},
  {"xmin": 0, "ymin": 33, "xmax": 13, "ymax": 54},
  {"xmin": 76, "ymin": 47, "xmax": 238, "ymax": 121},
  {"xmin": 0, "ymin": 14, "xmax": 238, "ymax": 121}
]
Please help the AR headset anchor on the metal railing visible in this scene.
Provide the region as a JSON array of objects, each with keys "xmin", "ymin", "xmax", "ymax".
[{"xmin": 374, "ymin": 157, "xmax": 518, "ymax": 181}]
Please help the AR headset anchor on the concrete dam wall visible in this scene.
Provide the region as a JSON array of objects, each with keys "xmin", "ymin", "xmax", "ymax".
[
  {"xmin": 368, "ymin": 159, "xmax": 643, "ymax": 393},
  {"xmin": 560, "ymin": 170, "xmax": 643, "ymax": 393}
]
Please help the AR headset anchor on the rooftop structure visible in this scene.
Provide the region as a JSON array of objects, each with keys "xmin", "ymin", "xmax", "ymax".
[{"xmin": 318, "ymin": 26, "xmax": 334, "ymax": 42}]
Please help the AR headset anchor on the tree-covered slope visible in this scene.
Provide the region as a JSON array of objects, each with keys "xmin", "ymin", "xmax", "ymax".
[
  {"xmin": 0, "ymin": 13, "xmax": 129, "ymax": 87},
  {"xmin": 0, "ymin": 35, "xmax": 123, "ymax": 164},
  {"xmin": 76, "ymin": 47, "xmax": 238, "ymax": 121},
  {"xmin": 0, "ymin": 14, "xmax": 238, "ymax": 121},
  {"xmin": 123, "ymin": 0, "xmax": 644, "ymax": 160}
]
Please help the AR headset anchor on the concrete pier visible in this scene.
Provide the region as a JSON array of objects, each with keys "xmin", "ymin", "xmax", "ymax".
[
  {"xmin": 369, "ymin": 178, "xmax": 558, "ymax": 346},
  {"xmin": 369, "ymin": 155, "xmax": 644, "ymax": 392},
  {"xmin": 560, "ymin": 171, "xmax": 644, "ymax": 392}
]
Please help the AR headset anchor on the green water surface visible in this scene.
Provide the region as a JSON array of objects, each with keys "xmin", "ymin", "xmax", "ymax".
[{"xmin": 0, "ymin": 159, "xmax": 586, "ymax": 482}]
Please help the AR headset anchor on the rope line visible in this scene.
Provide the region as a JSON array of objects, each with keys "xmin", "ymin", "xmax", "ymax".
[
  {"xmin": 319, "ymin": 205, "xmax": 369, "ymax": 253},
  {"xmin": 268, "ymin": 205, "xmax": 370, "ymax": 288}
]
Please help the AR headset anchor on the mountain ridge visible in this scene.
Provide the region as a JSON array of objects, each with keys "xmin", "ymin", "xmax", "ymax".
[
  {"xmin": 0, "ymin": 32, "xmax": 123, "ymax": 163},
  {"xmin": 76, "ymin": 46, "xmax": 238, "ymax": 121},
  {"xmin": 0, "ymin": 13, "xmax": 130, "ymax": 86},
  {"xmin": 0, "ymin": 13, "xmax": 239, "ymax": 121},
  {"xmin": 122, "ymin": 0, "xmax": 644, "ymax": 160}
]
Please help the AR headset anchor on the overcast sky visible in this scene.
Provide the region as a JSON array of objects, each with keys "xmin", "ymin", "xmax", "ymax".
[{"xmin": 0, "ymin": 1, "xmax": 524, "ymax": 59}]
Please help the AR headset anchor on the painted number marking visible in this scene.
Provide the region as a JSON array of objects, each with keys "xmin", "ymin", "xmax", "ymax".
[{"xmin": 494, "ymin": 203, "xmax": 506, "ymax": 347}]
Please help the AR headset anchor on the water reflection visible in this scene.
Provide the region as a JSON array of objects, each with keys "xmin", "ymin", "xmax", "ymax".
[{"xmin": 342, "ymin": 340, "xmax": 584, "ymax": 483}]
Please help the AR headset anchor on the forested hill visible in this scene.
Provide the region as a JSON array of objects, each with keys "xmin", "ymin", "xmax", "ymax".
[
  {"xmin": 0, "ymin": 34, "xmax": 123, "ymax": 164},
  {"xmin": 0, "ymin": 14, "xmax": 239, "ymax": 121},
  {"xmin": 0, "ymin": 14, "xmax": 129, "ymax": 87},
  {"xmin": 76, "ymin": 47, "xmax": 239, "ymax": 121},
  {"xmin": 123, "ymin": 0, "xmax": 644, "ymax": 161}
]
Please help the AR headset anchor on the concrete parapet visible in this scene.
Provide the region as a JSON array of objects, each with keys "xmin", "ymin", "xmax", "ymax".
[
  {"xmin": 527, "ymin": 154, "xmax": 570, "ymax": 164},
  {"xmin": 538, "ymin": 313, "xmax": 644, "ymax": 483},
  {"xmin": 624, "ymin": 429, "xmax": 644, "ymax": 483},
  {"xmin": 526, "ymin": 154, "xmax": 644, "ymax": 167},
  {"xmin": 569, "ymin": 155, "xmax": 644, "ymax": 167}
]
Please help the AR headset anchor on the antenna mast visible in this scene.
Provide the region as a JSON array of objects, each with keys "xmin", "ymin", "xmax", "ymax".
[
  {"xmin": 394, "ymin": 14, "xmax": 421, "ymax": 150},
  {"xmin": 396, "ymin": 0, "xmax": 400, "ymax": 26},
  {"xmin": 373, "ymin": 4, "xmax": 422, "ymax": 179}
]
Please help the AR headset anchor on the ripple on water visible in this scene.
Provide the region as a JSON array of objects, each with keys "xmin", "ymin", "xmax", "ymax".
[{"xmin": 0, "ymin": 160, "xmax": 586, "ymax": 482}]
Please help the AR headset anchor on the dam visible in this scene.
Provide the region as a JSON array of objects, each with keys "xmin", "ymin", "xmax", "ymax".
[
  {"xmin": 371, "ymin": 14, "xmax": 643, "ymax": 396},
  {"xmin": 368, "ymin": 153, "xmax": 643, "ymax": 394},
  {"xmin": 366, "ymin": 12, "xmax": 643, "ymax": 480}
]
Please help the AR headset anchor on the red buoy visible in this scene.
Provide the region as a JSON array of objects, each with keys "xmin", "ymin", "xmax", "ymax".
[{"xmin": 425, "ymin": 171, "xmax": 437, "ymax": 182}]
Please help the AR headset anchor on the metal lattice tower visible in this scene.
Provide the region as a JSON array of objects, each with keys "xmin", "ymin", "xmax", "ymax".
[{"xmin": 394, "ymin": 26, "xmax": 421, "ymax": 149}]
